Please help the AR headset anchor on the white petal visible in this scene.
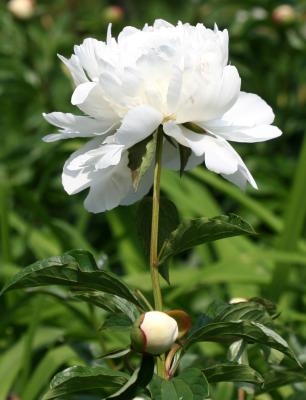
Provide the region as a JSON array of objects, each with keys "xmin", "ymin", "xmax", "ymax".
[
  {"xmin": 223, "ymin": 92, "xmax": 275, "ymax": 126},
  {"xmin": 84, "ymin": 153, "xmax": 132, "ymax": 213},
  {"xmin": 74, "ymin": 83, "xmax": 119, "ymax": 122},
  {"xmin": 71, "ymin": 82, "xmax": 97, "ymax": 105},
  {"xmin": 201, "ymin": 92, "xmax": 282, "ymax": 142},
  {"xmin": 209, "ymin": 124, "xmax": 282, "ymax": 143},
  {"xmin": 73, "ymin": 38, "xmax": 104, "ymax": 80},
  {"xmin": 176, "ymin": 65, "xmax": 241, "ymax": 123},
  {"xmin": 163, "ymin": 121, "xmax": 207, "ymax": 156},
  {"xmin": 95, "ymin": 144, "xmax": 125, "ymax": 169},
  {"xmin": 167, "ymin": 66, "xmax": 183, "ymax": 114},
  {"xmin": 58, "ymin": 54, "xmax": 88, "ymax": 86},
  {"xmin": 42, "ymin": 112, "xmax": 113, "ymax": 142},
  {"xmin": 163, "ymin": 122, "xmax": 257, "ymax": 188},
  {"xmin": 202, "ymin": 136, "xmax": 239, "ymax": 175},
  {"xmin": 112, "ymin": 105, "xmax": 163, "ymax": 148},
  {"xmin": 62, "ymin": 138, "xmax": 102, "ymax": 195}
]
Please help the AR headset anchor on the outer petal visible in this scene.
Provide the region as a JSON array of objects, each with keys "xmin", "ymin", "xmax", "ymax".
[
  {"xmin": 163, "ymin": 121, "xmax": 237, "ymax": 174},
  {"xmin": 62, "ymin": 138, "xmax": 102, "ymax": 195},
  {"xmin": 163, "ymin": 122, "xmax": 257, "ymax": 189},
  {"xmin": 58, "ymin": 54, "xmax": 88, "ymax": 86},
  {"xmin": 109, "ymin": 105, "xmax": 163, "ymax": 148},
  {"xmin": 42, "ymin": 112, "xmax": 113, "ymax": 142},
  {"xmin": 223, "ymin": 92, "xmax": 275, "ymax": 126},
  {"xmin": 84, "ymin": 153, "xmax": 132, "ymax": 213},
  {"xmin": 74, "ymin": 84, "xmax": 119, "ymax": 122},
  {"xmin": 73, "ymin": 38, "xmax": 104, "ymax": 80},
  {"xmin": 71, "ymin": 82, "xmax": 97, "ymax": 105},
  {"xmin": 200, "ymin": 92, "xmax": 282, "ymax": 143}
]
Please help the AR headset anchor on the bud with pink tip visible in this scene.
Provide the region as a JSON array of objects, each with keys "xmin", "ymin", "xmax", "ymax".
[
  {"xmin": 272, "ymin": 4, "xmax": 296, "ymax": 24},
  {"xmin": 130, "ymin": 311, "xmax": 179, "ymax": 355}
]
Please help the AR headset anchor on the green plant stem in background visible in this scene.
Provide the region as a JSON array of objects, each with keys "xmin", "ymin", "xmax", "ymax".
[
  {"xmin": 0, "ymin": 172, "xmax": 11, "ymax": 264},
  {"xmin": 150, "ymin": 126, "xmax": 165, "ymax": 378},
  {"xmin": 269, "ymin": 134, "xmax": 306, "ymax": 301}
]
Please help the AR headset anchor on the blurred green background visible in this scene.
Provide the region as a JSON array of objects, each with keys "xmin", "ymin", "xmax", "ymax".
[{"xmin": 1, "ymin": 0, "xmax": 306, "ymax": 399}]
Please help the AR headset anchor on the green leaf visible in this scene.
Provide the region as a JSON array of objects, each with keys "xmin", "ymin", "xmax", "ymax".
[
  {"xmin": 100, "ymin": 313, "xmax": 132, "ymax": 331},
  {"xmin": 42, "ymin": 366, "xmax": 129, "ymax": 399},
  {"xmin": 186, "ymin": 320, "xmax": 298, "ymax": 363},
  {"xmin": 99, "ymin": 348, "xmax": 131, "ymax": 360},
  {"xmin": 72, "ymin": 291, "xmax": 139, "ymax": 322},
  {"xmin": 109, "ymin": 354, "xmax": 155, "ymax": 399},
  {"xmin": 22, "ymin": 345, "xmax": 77, "ymax": 400},
  {"xmin": 159, "ymin": 214, "xmax": 255, "ymax": 265},
  {"xmin": 213, "ymin": 300, "xmax": 274, "ymax": 326},
  {"xmin": 203, "ymin": 363, "xmax": 264, "ymax": 386},
  {"xmin": 128, "ymin": 134, "xmax": 156, "ymax": 190},
  {"xmin": 150, "ymin": 368, "xmax": 209, "ymax": 400},
  {"xmin": 1, "ymin": 251, "xmax": 141, "ymax": 307},
  {"xmin": 259, "ymin": 368, "xmax": 306, "ymax": 393},
  {"xmin": 178, "ymin": 144, "xmax": 192, "ymax": 176},
  {"xmin": 137, "ymin": 196, "xmax": 180, "ymax": 282}
]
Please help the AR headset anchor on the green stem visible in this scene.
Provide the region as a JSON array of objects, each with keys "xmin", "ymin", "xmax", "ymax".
[
  {"xmin": 0, "ymin": 177, "xmax": 11, "ymax": 264},
  {"xmin": 269, "ymin": 134, "xmax": 306, "ymax": 301},
  {"xmin": 150, "ymin": 127, "xmax": 164, "ymax": 311},
  {"xmin": 150, "ymin": 126, "xmax": 165, "ymax": 377}
]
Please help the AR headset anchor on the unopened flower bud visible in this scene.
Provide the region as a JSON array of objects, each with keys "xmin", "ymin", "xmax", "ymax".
[
  {"xmin": 7, "ymin": 0, "xmax": 35, "ymax": 19},
  {"xmin": 130, "ymin": 311, "xmax": 178, "ymax": 355},
  {"xmin": 272, "ymin": 5, "xmax": 296, "ymax": 24},
  {"xmin": 102, "ymin": 6, "xmax": 124, "ymax": 24}
]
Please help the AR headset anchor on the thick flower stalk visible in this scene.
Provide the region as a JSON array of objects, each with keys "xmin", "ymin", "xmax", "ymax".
[{"xmin": 43, "ymin": 20, "xmax": 282, "ymax": 213}]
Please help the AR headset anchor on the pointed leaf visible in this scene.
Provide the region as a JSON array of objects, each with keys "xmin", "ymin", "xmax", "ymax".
[
  {"xmin": 259, "ymin": 368, "xmax": 306, "ymax": 393},
  {"xmin": 186, "ymin": 320, "xmax": 298, "ymax": 363},
  {"xmin": 42, "ymin": 366, "xmax": 129, "ymax": 399},
  {"xmin": 100, "ymin": 313, "xmax": 132, "ymax": 331},
  {"xmin": 150, "ymin": 368, "xmax": 209, "ymax": 400},
  {"xmin": 1, "ymin": 251, "xmax": 141, "ymax": 307},
  {"xmin": 159, "ymin": 214, "xmax": 255, "ymax": 265},
  {"xmin": 99, "ymin": 348, "xmax": 131, "ymax": 360},
  {"xmin": 73, "ymin": 291, "xmax": 139, "ymax": 321},
  {"xmin": 214, "ymin": 300, "xmax": 273, "ymax": 326},
  {"xmin": 128, "ymin": 134, "xmax": 156, "ymax": 190},
  {"xmin": 203, "ymin": 363, "xmax": 264, "ymax": 386}
]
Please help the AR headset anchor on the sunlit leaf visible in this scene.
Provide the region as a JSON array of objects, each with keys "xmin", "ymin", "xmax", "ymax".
[
  {"xmin": 42, "ymin": 366, "xmax": 129, "ymax": 399},
  {"xmin": 159, "ymin": 214, "xmax": 255, "ymax": 265},
  {"xmin": 1, "ymin": 250, "xmax": 141, "ymax": 306}
]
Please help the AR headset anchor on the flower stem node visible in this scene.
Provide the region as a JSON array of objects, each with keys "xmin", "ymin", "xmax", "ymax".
[{"xmin": 130, "ymin": 311, "xmax": 179, "ymax": 355}]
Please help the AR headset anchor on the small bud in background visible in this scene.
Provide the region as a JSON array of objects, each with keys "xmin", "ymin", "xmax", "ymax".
[
  {"xmin": 102, "ymin": 6, "xmax": 124, "ymax": 24},
  {"xmin": 251, "ymin": 7, "xmax": 268, "ymax": 21},
  {"xmin": 272, "ymin": 4, "xmax": 296, "ymax": 24},
  {"xmin": 7, "ymin": 0, "xmax": 35, "ymax": 19},
  {"xmin": 130, "ymin": 311, "xmax": 178, "ymax": 355},
  {"xmin": 229, "ymin": 297, "xmax": 248, "ymax": 304}
]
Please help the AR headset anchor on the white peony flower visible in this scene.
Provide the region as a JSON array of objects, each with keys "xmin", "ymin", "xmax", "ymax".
[{"xmin": 43, "ymin": 20, "xmax": 282, "ymax": 213}]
